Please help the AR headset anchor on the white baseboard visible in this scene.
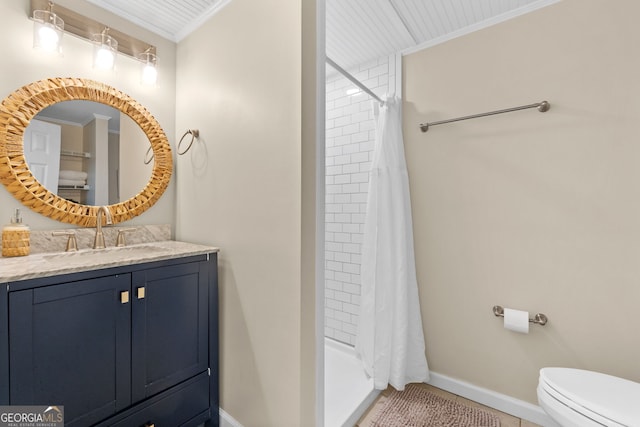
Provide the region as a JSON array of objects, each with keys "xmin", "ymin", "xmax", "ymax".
[
  {"xmin": 427, "ymin": 372, "xmax": 555, "ymax": 427},
  {"xmin": 219, "ymin": 372, "xmax": 555, "ymax": 427},
  {"xmin": 220, "ymin": 408, "xmax": 244, "ymax": 427}
]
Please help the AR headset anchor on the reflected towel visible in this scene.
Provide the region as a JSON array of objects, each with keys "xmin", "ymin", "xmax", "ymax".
[
  {"xmin": 58, "ymin": 179, "xmax": 86, "ymax": 187},
  {"xmin": 59, "ymin": 170, "xmax": 88, "ymax": 180}
]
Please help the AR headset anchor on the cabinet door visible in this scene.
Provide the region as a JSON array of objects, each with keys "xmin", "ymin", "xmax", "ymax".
[
  {"xmin": 131, "ymin": 261, "xmax": 208, "ymax": 402},
  {"xmin": 9, "ymin": 274, "xmax": 132, "ymax": 427}
]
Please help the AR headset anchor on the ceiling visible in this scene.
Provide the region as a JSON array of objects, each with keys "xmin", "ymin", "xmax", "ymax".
[
  {"xmin": 36, "ymin": 101, "xmax": 121, "ymax": 133},
  {"xmin": 87, "ymin": 0, "xmax": 557, "ymax": 71},
  {"xmin": 86, "ymin": 0, "xmax": 231, "ymax": 42},
  {"xmin": 326, "ymin": 0, "xmax": 557, "ymax": 71}
]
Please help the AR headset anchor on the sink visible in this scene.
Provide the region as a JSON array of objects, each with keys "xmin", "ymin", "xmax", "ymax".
[{"xmin": 42, "ymin": 244, "xmax": 169, "ymax": 266}]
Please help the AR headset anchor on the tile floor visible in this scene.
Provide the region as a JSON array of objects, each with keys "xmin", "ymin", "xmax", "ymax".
[{"xmin": 356, "ymin": 383, "xmax": 543, "ymax": 427}]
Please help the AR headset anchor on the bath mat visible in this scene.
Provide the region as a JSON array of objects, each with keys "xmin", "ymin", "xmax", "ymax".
[{"xmin": 369, "ymin": 384, "xmax": 500, "ymax": 427}]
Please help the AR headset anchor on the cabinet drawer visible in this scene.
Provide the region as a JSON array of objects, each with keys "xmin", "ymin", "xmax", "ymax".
[{"xmin": 104, "ymin": 373, "xmax": 210, "ymax": 427}]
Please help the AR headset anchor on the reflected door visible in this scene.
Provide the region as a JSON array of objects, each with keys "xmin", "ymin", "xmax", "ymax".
[{"xmin": 23, "ymin": 119, "xmax": 61, "ymax": 193}]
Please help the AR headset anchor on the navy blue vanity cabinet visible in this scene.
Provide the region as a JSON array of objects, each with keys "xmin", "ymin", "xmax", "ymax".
[
  {"xmin": 9, "ymin": 274, "xmax": 133, "ymax": 426},
  {"xmin": 0, "ymin": 252, "xmax": 219, "ymax": 427}
]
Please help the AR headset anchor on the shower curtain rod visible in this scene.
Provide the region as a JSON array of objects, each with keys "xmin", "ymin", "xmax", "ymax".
[
  {"xmin": 419, "ymin": 100, "xmax": 550, "ymax": 132},
  {"xmin": 326, "ymin": 57, "xmax": 384, "ymax": 104}
]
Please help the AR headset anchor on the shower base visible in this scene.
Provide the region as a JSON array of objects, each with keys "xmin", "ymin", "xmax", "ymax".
[{"xmin": 324, "ymin": 338, "xmax": 379, "ymax": 426}]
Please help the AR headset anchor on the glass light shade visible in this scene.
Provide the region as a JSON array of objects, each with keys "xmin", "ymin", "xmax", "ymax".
[
  {"xmin": 91, "ymin": 33, "xmax": 118, "ymax": 70},
  {"xmin": 33, "ymin": 10, "xmax": 64, "ymax": 53},
  {"xmin": 139, "ymin": 51, "xmax": 158, "ymax": 85}
]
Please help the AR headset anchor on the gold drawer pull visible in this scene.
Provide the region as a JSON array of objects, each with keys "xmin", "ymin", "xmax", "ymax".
[
  {"xmin": 137, "ymin": 287, "xmax": 146, "ymax": 299},
  {"xmin": 120, "ymin": 291, "xmax": 129, "ymax": 304}
]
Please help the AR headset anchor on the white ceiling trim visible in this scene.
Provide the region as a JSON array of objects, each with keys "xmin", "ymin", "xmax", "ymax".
[{"xmin": 401, "ymin": 0, "xmax": 562, "ymax": 56}]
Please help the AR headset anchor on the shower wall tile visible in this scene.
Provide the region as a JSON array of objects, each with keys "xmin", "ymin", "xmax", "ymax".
[{"xmin": 324, "ymin": 53, "xmax": 398, "ymax": 346}]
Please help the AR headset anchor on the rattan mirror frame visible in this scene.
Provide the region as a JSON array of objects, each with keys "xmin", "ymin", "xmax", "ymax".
[{"xmin": 0, "ymin": 77, "xmax": 172, "ymax": 226}]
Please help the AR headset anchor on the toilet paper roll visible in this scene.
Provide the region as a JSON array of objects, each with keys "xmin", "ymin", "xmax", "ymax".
[{"xmin": 504, "ymin": 308, "xmax": 529, "ymax": 334}]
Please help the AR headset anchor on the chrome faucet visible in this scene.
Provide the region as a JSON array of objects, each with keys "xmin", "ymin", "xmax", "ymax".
[{"xmin": 93, "ymin": 206, "xmax": 113, "ymax": 249}]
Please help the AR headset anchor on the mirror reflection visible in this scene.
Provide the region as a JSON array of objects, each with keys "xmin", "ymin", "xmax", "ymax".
[{"xmin": 24, "ymin": 100, "xmax": 152, "ymax": 206}]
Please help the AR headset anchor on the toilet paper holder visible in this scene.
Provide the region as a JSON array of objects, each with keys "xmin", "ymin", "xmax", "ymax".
[{"xmin": 493, "ymin": 305, "xmax": 548, "ymax": 326}]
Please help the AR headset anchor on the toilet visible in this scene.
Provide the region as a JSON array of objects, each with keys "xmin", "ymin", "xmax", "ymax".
[{"xmin": 537, "ymin": 367, "xmax": 640, "ymax": 426}]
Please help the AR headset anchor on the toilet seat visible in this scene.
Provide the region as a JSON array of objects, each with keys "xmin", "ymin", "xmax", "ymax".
[{"xmin": 538, "ymin": 368, "xmax": 640, "ymax": 427}]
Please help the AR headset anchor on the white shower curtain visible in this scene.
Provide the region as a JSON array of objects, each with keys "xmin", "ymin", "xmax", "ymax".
[{"xmin": 355, "ymin": 95, "xmax": 429, "ymax": 391}]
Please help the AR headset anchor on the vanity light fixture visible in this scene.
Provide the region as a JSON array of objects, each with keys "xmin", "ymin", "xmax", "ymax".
[
  {"xmin": 92, "ymin": 27, "xmax": 118, "ymax": 70},
  {"xmin": 139, "ymin": 47, "xmax": 158, "ymax": 85},
  {"xmin": 32, "ymin": 1, "xmax": 64, "ymax": 54},
  {"xmin": 29, "ymin": 0, "xmax": 158, "ymax": 82}
]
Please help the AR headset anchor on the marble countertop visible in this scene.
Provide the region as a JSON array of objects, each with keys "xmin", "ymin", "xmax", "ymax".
[{"xmin": 0, "ymin": 240, "xmax": 219, "ymax": 282}]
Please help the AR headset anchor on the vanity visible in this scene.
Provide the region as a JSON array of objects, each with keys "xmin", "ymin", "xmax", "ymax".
[
  {"xmin": 0, "ymin": 78, "xmax": 219, "ymax": 426},
  {"xmin": 0, "ymin": 241, "xmax": 220, "ymax": 427}
]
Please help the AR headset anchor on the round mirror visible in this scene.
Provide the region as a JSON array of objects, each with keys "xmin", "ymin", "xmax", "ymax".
[{"xmin": 0, "ymin": 78, "xmax": 172, "ymax": 226}]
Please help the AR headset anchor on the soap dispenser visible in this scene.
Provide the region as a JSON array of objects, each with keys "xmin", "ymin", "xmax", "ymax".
[{"xmin": 1, "ymin": 208, "xmax": 30, "ymax": 257}]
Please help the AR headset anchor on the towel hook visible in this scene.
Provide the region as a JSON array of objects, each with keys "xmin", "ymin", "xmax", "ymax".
[
  {"xmin": 143, "ymin": 129, "xmax": 200, "ymax": 164},
  {"xmin": 178, "ymin": 129, "xmax": 199, "ymax": 155}
]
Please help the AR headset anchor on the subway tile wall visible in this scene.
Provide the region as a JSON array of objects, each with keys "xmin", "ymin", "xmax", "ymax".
[{"xmin": 325, "ymin": 54, "xmax": 399, "ymax": 345}]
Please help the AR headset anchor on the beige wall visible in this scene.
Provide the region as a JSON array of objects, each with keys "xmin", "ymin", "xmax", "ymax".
[
  {"xmin": 175, "ymin": 0, "xmax": 316, "ymax": 425},
  {"xmin": 0, "ymin": 0, "xmax": 176, "ymax": 230},
  {"xmin": 404, "ymin": 0, "xmax": 640, "ymax": 404}
]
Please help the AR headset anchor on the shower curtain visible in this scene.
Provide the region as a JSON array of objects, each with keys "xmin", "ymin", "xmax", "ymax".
[{"xmin": 355, "ymin": 96, "xmax": 429, "ymax": 391}]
